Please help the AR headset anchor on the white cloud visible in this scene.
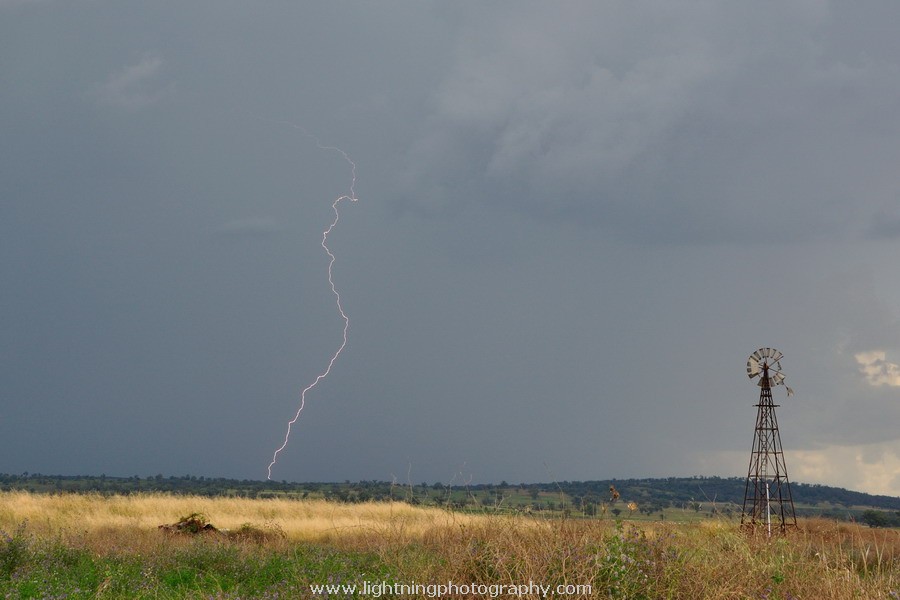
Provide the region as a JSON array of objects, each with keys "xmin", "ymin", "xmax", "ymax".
[
  {"xmin": 695, "ymin": 441, "xmax": 900, "ymax": 497},
  {"xmin": 90, "ymin": 55, "xmax": 174, "ymax": 111},
  {"xmin": 791, "ymin": 442, "xmax": 900, "ymax": 496},
  {"xmin": 855, "ymin": 350, "xmax": 900, "ymax": 387}
]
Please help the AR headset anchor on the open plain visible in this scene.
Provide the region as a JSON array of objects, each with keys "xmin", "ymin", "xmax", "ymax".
[{"xmin": 1, "ymin": 491, "xmax": 899, "ymax": 598}]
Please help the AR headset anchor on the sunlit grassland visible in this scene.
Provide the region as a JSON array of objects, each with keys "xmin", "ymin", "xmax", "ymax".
[
  {"xmin": 2, "ymin": 491, "xmax": 899, "ymax": 599},
  {"xmin": 0, "ymin": 491, "xmax": 485, "ymax": 544}
]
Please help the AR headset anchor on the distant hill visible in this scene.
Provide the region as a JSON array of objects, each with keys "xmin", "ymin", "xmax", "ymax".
[
  {"xmin": 2, "ymin": 473, "xmax": 898, "ymax": 521},
  {"xmin": 544, "ymin": 476, "xmax": 900, "ymax": 509},
  {"xmin": 532, "ymin": 477, "xmax": 900, "ymax": 516}
]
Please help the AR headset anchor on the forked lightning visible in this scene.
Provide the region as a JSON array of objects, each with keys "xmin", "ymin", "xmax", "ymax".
[{"xmin": 264, "ymin": 120, "xmax": 357, "ymax": 480}]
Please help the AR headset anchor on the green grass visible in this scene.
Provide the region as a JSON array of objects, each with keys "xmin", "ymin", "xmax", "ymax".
[{"xmin": 0, "ymin": 524, "xmax": 397, "ymax": 599}]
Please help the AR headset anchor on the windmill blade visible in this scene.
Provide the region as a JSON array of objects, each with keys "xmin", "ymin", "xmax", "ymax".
[
  {"xmin": 772, "ymin": 372, "xmax": 786, "ymax": 385},
  {"xmin": 752, "ymin": 349, "xmax": 763, "ymax": 361},
  {"xmin": 747, "ymin": 357, "xmax": 761, "ymax": 377},
  {"xmin": 771, "ymin": 349, "xmax": 783, "ymax": 362},
  {"xmin": 786, "ymin": 386, "xmax": 794, "ymax": 397}
]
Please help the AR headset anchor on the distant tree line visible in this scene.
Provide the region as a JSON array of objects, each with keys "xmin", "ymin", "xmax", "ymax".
[
  {"xmin": 2, "ymin": 473, "xmax": 898, "ymax": 520},
  {"xmin": 0, "ymin": 473, "xmax": 402, "ymax": 502}
]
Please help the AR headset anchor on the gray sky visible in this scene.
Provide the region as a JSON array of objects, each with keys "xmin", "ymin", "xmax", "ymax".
[{"xmin": 3, "ymin": 1, "xmax": 900, "ymax": 494}]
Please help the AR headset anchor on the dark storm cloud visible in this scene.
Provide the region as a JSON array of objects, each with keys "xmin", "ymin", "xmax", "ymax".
[
  {"xmin": 3, "ymin": 1, "xmax": 900, "ymax": 494},
  {"xmin": 211, "ymin": 218, "xmax": 287, "ymax": 240},
  {"xmin": 868, "ymin": 210, "xmax": 900, "ymax": 240},
  {"xmin": 402, "ymin": 2, "xmax": 900, "ymax": 244}
]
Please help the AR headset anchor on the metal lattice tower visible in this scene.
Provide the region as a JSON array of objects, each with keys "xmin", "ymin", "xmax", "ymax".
[{"xmin": 741, "ymin": 347, "xmax": 797, "ymax": 534}]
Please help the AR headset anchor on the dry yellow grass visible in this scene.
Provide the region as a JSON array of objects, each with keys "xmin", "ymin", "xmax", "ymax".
[{"xmin": 0, "ymin": 491, "xmax": 490, "ymax": 543}]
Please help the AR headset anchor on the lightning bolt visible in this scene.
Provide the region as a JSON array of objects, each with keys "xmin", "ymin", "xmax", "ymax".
[{"xmin": 263, "ymin": 120, "xmax": 358, "ymax": 480}]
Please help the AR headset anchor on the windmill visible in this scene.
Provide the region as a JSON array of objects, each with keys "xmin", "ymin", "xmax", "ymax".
[{"xmin": 741, "ymin": 347, "xmax": 797, "ymax": 534}]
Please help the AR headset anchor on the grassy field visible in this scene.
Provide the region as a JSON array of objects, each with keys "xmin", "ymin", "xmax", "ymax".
[{"xmin": 1, "ymin": 491, "xmax": 899, "ymax": 599}]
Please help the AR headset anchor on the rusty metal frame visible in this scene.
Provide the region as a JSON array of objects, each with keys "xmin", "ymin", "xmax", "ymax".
[{"xmin": 741, "ymin": 361, "xmax": 797, "ymax": 534}]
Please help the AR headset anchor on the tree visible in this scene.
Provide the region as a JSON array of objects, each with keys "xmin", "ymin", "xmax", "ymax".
[{"xmin": 861, "ymin": 509, "xmax": 891, "ymax": 528}]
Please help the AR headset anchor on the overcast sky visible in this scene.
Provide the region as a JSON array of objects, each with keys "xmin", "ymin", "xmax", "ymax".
[{"xmin": 4, "ymin": 1, "xmax": 900, "ymax": 495}]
